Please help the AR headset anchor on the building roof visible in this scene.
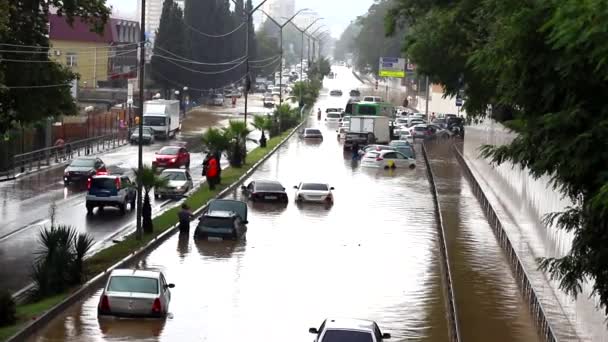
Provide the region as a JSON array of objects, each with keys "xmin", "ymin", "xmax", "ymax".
[
  {"xmin": 110, "ymin": 18, "xmax": 140, "ymax": 43},
  {"xmin": 49, "ymin": 14, "xmax": 112, "ymax": 43}
]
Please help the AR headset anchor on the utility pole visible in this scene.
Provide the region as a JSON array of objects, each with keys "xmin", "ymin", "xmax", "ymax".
[
  {"xmin": 425, "ymin": 75, "xmax": 430, "ymax": 123},
  {"xmin": 232, "ymin": 0, "xmax": 269, "ymax": 125},
  {"xmin": 263, "ymin": 9, "xmax": 310, "ymax": 105},
  {"xmin": 289, "ymin": 17, "xmax": 323, "ymax": 104},
  {"xmin": 136, "ymin": 0, "xmax": 146, "ymax": 240}
]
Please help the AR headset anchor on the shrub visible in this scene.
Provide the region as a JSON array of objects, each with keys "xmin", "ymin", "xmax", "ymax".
[{"xmin": 0, "ymin": 291, "xmax": 16, "ymax": 327}]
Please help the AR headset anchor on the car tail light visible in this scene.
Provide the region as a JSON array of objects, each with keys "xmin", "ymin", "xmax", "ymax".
[
  {"xmin": 170, "ymin": 158, "xmax": 176, "ymax": 163},
  {"xmin": 87, "ymin": 178, "xmax": 92, "ymax": 190},
  {"xmin": 99, "ymin": 294, "xmax": 110, "ymax": 312},
  {"xmin": 96, "ymin": 171, "xmax": 108, "ymax": 176},
  {"xmin": 376, "ymin": 157, "xmax": 384, "ymax": 161},
  {"xmin": 114, "ymin": 177, "xmax": 121, "ymax": 190},
  {"xmin": 152, "ymin": 298, "xmax": 162, "ymax": 314}
]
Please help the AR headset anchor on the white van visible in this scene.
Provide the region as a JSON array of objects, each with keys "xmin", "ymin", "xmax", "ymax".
[{"xmin": 143, "ymin": 100, "xmax": 180, "ymax": 139}]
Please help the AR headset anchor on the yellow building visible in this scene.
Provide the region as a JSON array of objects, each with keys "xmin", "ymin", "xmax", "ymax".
[{"xmin": 49, "ymin": 14, "xmax": 112, "ymax": 88}]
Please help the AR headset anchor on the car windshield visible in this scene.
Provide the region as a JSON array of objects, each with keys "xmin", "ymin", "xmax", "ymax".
[
  {"xmin": 70, "ymin": 159, "xmax": 96, "ymax": 167},
  {"xmin": 301, "ymin": 183, "xmax": 328, "ymax": 191},
  {"xmin": 256, "ymin": 182, "xmax": 284, "ymax": 191},
  {"xmin": 91, "ymin": 178, "xmax": 116, "ymax": 190},
  {"xmin": 201, "ymin": 216, "xmax": 233, "ymax": 228},
  {"xmin": 321, "ymin": 330, "xmax": 373, "ymax": 342},
  {"xmin": 143, "ymin": 116, "xmax": 166, "ymax": 126},
  {"xmin": 159, "ymin": 147, "xmax": 180, "ymax": 155},
  {"xmin": 264, "ymin": 98, "xmax": 274, "ymax": 101},
  {"xmin": 108, "ymin": 276, "xmax": 159, "ymax": 294},
  {"xmin": 162, "ymin": 171, "xmax": 186, "ymax": 181},
  {"xmin": 305, "ymin": 129, "xmax": 321, "ymax": 135},
  {"xmin": 327, "ymin": 113, "xmax": 341, "ymax": 118},
  {"xmin": 212, "ymin": 94, "xmax": 222, "ymax": 99},
  {"xmin": 414, "ymin": 126, "xmax": 427, "ymax": 131}
]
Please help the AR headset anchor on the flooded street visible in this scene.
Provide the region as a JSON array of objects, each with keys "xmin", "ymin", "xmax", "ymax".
[
  {"xmin": 426, "ymin": 142, "xmax": 541, "ymax": 342},
  {"xmin": 27, "ymin": 69, "xmax": 451, "ymax": 341}
]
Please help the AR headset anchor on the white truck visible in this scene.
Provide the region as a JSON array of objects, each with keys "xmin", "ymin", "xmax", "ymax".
[
  {"xmin": 142, "ymin": 100, "xmax": 181, "ymax": 139},
  {"xmin": 348, "ymin": 115, "xmax": 391, "ymax": 144}
]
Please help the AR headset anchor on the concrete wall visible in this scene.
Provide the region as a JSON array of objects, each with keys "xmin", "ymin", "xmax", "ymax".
[{"xmin": 415, "ymin": 84, "xmax": 466, "ymax": 116}]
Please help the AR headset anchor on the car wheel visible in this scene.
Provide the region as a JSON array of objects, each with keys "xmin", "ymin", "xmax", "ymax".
[
  {"xmin": 64, "ymin": 180, "xmax": 69, "ymax": 187},
  {"xmin": 409, "ymin": 164, "xmax": 416, "ymax": 169},
  {"xmin": 119, "ymin": 203, "xmax": 126, "ymax": 215},
  {"xmin": 154, "ymin": 193, "xmax": 160, "ymax": 199},
  {"xmin": 86, "ymin": 204, "xmax": 94, "ymax": 215},
  {"xmin": 130, "ymin": 198, "xmax": 136, "ymax": 210},
  {"xmin": 98, "ymin": 206, "xmax": 104, "ymax": 212}
]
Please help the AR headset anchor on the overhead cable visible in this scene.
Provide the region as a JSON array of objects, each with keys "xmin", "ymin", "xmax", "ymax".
[
  {"xmin": 183, "ymin": 21, "xmax": 245, "ymax": 38},
  {"xmin": 157, "ymin": 55, "xmax": 246, "ymax": 75},
  {"xmin": 154, "ymin": 46, "xmax": 246, "ymax": 65}
]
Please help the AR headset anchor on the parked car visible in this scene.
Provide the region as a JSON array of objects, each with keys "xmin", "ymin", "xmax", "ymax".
[
  {"xmin": 394, "ymin": 118, "xmax": 409, "ymax": 127},
  {"xmin": 152, "ymin": 146, "xmax": 190, "ymax": 169},
  {"xmin": 300, "ymin": 128, "xmax": 323, "ymax": 140},
  {"xmin": 211, "ymin": 93, "xmax": 224, "ymax": 106},
  {"xmin": 362, "ymin": 96, "xmax": 383, "ymax": 103},
  {"xmin": 349, "ymin": 89, "xmax": 361, "ymax": 97},
  {"xmin": 263, "ymin": 97, "xmax": 276, "ymax": 108},
  {"xmin": 325, "ymin": 108, "xmax": 343, "ymax": 114},
  {"xmin": 389, "ymin": 140, "xmax": 416, "ymax": 158},
  {"xmin": 428, "ymin": 124, "xmax": 454, "ymax": 139},
  {"xmin": 431, "ymin": 118, "xmax": 447, "ymax": 129},
  {"xmin": 398, "ymin": 130, "xmax": 414, "ymax": 144},
  {"xmin": 130, "ymin": 127, "xmax": 156, "ymax": 145},
  {"xmin": 98, "ymin": 269, "xmax": 174, "ymax": 318},
  {"xmin": 325, "ymin": 112, "xmax": 342, "ymax": 123},
  {"xmin": 194, "ymin": 199, "xmax": 248, "ymax": 240},
  {"xmin": 358, "ymin": 144, "xmax": 394, "ymax": 156},
  {"xmin": 361, "ymin": 150, "xmax": 416, "ymax": 169},
  {"xmin": 64, "ymin": 157, "xmax": 106, "ymax": 186},
  {"xmin": 86, "ymin": 174, "xmax": 137, "ymax": 215},
  {"xmin": 241, "ymin": 180, "xmax": 288, "ymax": 203},
  {"xmin": 309, "ymin": 318, "xmax": 391, "ymax": 342},
  {"xmin": 293, "ymin": 182, "xmax": 334, "ymax": 204},
  {"xmin": 155, "ymin": 169, "xmax": 193, "ymax": 199},
  {"xmin": 330, "ymin": 89, "xmax": 343, "ymax": 96}
]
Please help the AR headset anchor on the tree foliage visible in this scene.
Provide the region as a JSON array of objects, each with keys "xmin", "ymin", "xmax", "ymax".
[
  {"xmin": 151, "ymin": 0, "xmax": 186, "ymax": 97},
  {"xmin": 0, "ymin": 0, "xmax": 111, "ymax": 135},
  {"xmin": 333, "ymin": 21, "xmax": 360, "ymax": 61},
  {"xmin": 388, "ymin": 0, "xmax": 608, "ymax": 317},
  {"xmin": 134, "ymin": 165, "xmax": 167, "ymax": 234}
]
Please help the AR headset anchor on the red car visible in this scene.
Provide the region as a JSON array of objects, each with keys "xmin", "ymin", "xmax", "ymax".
[{"xmin": 153, "ymin": 146, "xmax": 190, "ymax": 169}]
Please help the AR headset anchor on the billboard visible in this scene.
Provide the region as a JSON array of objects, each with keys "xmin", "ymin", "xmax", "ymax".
[{"xmin": 379, "ymin": 57, "xmax": 406, "ymax": 78}]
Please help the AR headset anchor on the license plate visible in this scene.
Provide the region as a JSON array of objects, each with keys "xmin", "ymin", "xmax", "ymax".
[{"xmin": 265, "ymin": 196, "xmax": 277, "ymax": 200}]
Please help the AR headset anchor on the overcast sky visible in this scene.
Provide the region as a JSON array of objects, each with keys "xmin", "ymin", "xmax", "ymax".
[{"xmin": 106, "ymin": 0, "xmax": 371, "ymax": 37}]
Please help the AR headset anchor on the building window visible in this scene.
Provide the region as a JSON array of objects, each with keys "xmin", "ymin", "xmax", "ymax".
[{"xmin": 66, "ymin": 52, "xmax": 77, "ymax": 67}]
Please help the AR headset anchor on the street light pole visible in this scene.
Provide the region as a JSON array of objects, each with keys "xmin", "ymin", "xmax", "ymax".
[
  {"xmin": 136, "ymin": 0, "xmax": 146, "ymax": 240},
  {"xmin": 262, "ymin": 9, "xmax": 310, "ymax": 106},
  {"xmin": 289, "ymin": 18, "xmax": 323, "ymax": 85}
]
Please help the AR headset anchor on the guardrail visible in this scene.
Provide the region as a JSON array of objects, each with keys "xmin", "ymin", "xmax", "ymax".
[
  {"xmin": 9, "ymin": 133, "xmax": 128, "ymax": 178},
  {"xmin": 421, "ymin": 143, "xmax": 462, "ymax": 342},
  {"xmin": 452, "ymin": 144, "xmax": 558, "ymax": 342}
]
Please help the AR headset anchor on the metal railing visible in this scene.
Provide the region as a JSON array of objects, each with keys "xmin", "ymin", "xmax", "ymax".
[
  {"xmin": 452, "ymin": 144, "xmax": 558, "ymax": 342},
  {"xmin": 10, "ymin": 133, "xmax": 128, "ymax": 177},
  {"xmin": 421, "ymin": 143, "xmax": 462, "ymax": 342}
]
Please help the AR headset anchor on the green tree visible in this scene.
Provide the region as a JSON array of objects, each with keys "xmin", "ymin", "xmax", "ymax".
[
  {"xmin": 0, "ymin": 0, "xmax": 111, "ymax": 135},
  {"xmin": 224, "ymin": 120, "xmax": 251, "ymax": 167},
  {"xmin": 252, "ymin": 115, "xmax": 272, "ymax": 147},
  {"xmin": 134, "ymin": 165, "xmax": 168, "ymax": 234},
  {"xmin": 151, "ymin": 0, "xmax": 186, "ymax": 97},
  {"xmin": 388, "ymin": 0, "xmax": 608, "ymax": 317},
  {"xmin": 201, "ymin": 127, "xmax": 231, "ymax": 156},
  {"xmin": 334, "ymin": 21, "xmax": 360, "ymax": 61}
]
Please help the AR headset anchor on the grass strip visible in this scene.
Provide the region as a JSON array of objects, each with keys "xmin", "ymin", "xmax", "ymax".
[{"xmin": 0, "ymin": 128, "xmax": 295, "ymax": 341}]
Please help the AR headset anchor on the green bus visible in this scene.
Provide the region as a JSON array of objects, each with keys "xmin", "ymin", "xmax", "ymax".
[{"xmin": 351, "ymin": 102, "xmax": 394, "ymax": 117}]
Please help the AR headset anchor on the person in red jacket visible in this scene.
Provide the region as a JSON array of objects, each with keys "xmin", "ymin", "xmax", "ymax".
[{"xmin": 206, "ymin": 154, "xmax": 218, "ymax": 190}]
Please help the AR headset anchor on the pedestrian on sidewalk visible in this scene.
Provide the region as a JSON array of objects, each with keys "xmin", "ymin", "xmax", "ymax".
[
  {"xmin": 206, "ymin": 154, "xmax": 219, "ymax": 190},
  {"xmin": 54, "ymin": 137, "xmax": 65, "ymax": 162},
  {"xmin": 178, "ymin": 203, "xmax": 194, "ymax": 233}
]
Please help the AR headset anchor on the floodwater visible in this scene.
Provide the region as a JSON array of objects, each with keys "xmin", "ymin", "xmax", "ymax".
[
  {"xmin": 426, "ymin": 141, "xmax": 541, "ymax": 342},
  {"xmin": 0, "ymin": 98, "xmax": 269, "ymax": 293},
  {"xmin": 27, "ymin": 67, "xmax": 451, "ymax": 341}
]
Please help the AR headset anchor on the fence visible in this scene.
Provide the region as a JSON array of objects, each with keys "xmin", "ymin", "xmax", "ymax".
[
  {"xmin": 421, "ymin": 143, "xmax": 461, "ymax": 342},
  {"xmin": 452, "ymin": 144, "xmax": 558, "ymax": 342}
]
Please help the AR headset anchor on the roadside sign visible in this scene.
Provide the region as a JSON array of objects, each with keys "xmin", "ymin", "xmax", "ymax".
[
  {"xmin": 127, "ymin": 82, "xmax": 133, "ymax": 104},
  {"xmin": 456, "ymin": 95, "xmax": 463, "ymax": 107},
  {"xmin": 379, "ymin": 57, "xmax": 406, "ymax": 78}
]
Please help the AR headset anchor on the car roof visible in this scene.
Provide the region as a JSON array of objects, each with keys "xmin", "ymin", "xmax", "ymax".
[
  {"xmin": 161, "ymin": 168, "xmax": 187, "ymax": 173},
  {"xmin": 323, "ymin": 318, "xmax": 376, "ymax": 331},
  {"xmin": 253, "ymin": 180, "xmax": 282, "ymax": 186},
  {"xmin": 110, "ymin": 269, "xmax": 161, "ymax": 278}
]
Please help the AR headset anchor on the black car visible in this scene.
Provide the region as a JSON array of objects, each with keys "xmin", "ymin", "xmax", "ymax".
[
  {"xmin": 329, "ymin": 90, "xmax": 343, "ymax": 96},
  {"xmin": 241, "ymin": 180, "xmax": 288, "ymax": 203},
  {"xmin": 349, "ymin": 89, "xmax": 361, "ymax": 97},
  {"xmin": 64, "ymin": 157, "xmax": 106, "ymax": 186}
]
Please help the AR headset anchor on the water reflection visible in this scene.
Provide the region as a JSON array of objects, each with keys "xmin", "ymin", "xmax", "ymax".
[
  {"xmin": 98, "ymin": 317, "xmax": 166, "ymax": 340},
  {"xmin": 176, "ymin": 233, "xmax": 190, "ymax": 260},
  {"xmin": 195, "ymin": 239, "xmax": 244, "ymax": 259}
]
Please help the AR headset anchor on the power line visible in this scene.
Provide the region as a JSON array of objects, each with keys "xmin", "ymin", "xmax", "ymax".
[
  {"xmin": 250, "ymin": 56, "xmax": 281, "ymax": 69},
  {"xmin": 1, "ymin": 48, "xmax": 139, "ymax": 64},
  {"xmin": 157, "ymin": 55, "xmax": 247, "ymax": 75},
  {"xmin": 183, "ymin": 21, "xmax": 245, "ymax": 38},
  {"xmin": 250, "ymin": 54, "xmax": 281, "ymax": 64},
  {"xmin": 154, "ymin": 46, "xmax": 246, "ymax": 66},
  {"xmin": 0, "ymin": 42, "xmax": 139, "ymax": 51}
]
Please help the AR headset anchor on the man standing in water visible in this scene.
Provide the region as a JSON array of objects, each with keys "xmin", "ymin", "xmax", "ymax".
[{"xmin": 206, "ymin": 154, "xmax": 219, "ymax": 190}]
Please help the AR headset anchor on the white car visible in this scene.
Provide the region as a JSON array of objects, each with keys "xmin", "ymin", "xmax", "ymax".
[
  {"xmin": 325, "ymin": 112, "xmax": 342, "ymax": 123},
  {"xmin": 211, "ymin": 94, "xmax": 224, "ymax": 106},
  {"xmin": 361, "ymin": 150, "xmax": 416, "ymax": 169},
  {"xmin": 398, "ymin": 130, "xmax": 414, "ymax": 144},
  {"xmin": 293, "ymin": 182, "xmax": 334, "ymax": 204},
  {"xmin": 362, "ymin": 96, "xmax": 383, "ymax": 103},
  {"xmin": 394, "ymin": 118, "xmax": 409, "ymax": 127},
  {"xmin": 309, "ymin": 318, "xmax": 391, "ymax": 342},
  {"xmin": 336, "ymin": 127, "xmax": 348, "ymax": 139},
  {"xmin": 271, "ymin": 87, "xmax": 281, "ymax": 96}
]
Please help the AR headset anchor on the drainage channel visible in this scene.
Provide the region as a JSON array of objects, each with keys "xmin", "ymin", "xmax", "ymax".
[{"xmin": 425, "ymin": 141, "xmax": 543, "ymax": 342}]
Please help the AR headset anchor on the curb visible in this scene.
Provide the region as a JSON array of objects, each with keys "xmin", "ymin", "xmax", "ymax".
[
  {"xmin": 421, "ymin": 142, "xmax": 461, "ymax": 342},
  {"xmin": 5, "ymin": 115, "xmax": 308, "ymax": 342}
]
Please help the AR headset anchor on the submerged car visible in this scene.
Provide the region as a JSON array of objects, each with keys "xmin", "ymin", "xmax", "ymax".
[
  {"xmin": 130, "ymin": 127, "xmax": 156, "ymax": 145},
  {"xmin": 98, "ymin": 269, "xmax": 174, "ymax": 318},
  {"xmin": 309, "ymin": 318, "xmax": 391, "ymax": 342},
  {"xmin": 388, "ymin": 140, "xmax": 416, "ymax": 159},
  {"xmin": 294, "ymin": 182, "xmax": 334, "ymax": 204},
  {"xmin": 241, "ymin": 180, "xmax": 288, "ymax": 203},
  {"xmin": 300, "ymin": 128, "xmax": 323, "ymax": 139},
  {"xmin": 263, "ymin": 97, "xmax": 276, "ymax": 108},
  {"xmin": 361, "ymin": 150, "xmax": 416, "ymax": 169},
  {"xmin": 194, "ymin": 199, "xmax": 248, "ymax": 240},
  {"xmin": 155, "ymin": 169, "xmax": 193, "ymax": 199},
  {"xmin": 329, "ymin": 89, "xmax": 343, "ymax": 96}
]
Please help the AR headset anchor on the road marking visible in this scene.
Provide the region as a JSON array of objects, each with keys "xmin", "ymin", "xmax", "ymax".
[{"xmin": 0, "ymin": 219, "xmax": 50, "ymax": 243}]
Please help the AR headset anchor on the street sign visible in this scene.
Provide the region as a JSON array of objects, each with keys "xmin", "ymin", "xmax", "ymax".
[
  {"xmin": 456, "ymin": 95, "xmax": 463, "ymax": 107},
  {"xmin": 127, "ymin": 82, "xmax": 133, "ymax": 104},
  {"xmin": 379, "ymin": 57, "xmax": 406, "ymax": 78}
]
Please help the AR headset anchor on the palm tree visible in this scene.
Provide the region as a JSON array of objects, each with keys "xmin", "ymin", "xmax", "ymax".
[
  {"xmin": 223, "ymin": 120, "xmax": 251, "ymax": 167},
  {"xmin": 133, "ymin": 165, "xmax": 168, "ymax": 234},
  {"xmin": 252, "ymin": 115, "xmax": 272, "ymax": 147},
  {"xmin": 201, "ymin": 127, "xmax": 230, "ymax": 156}
]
